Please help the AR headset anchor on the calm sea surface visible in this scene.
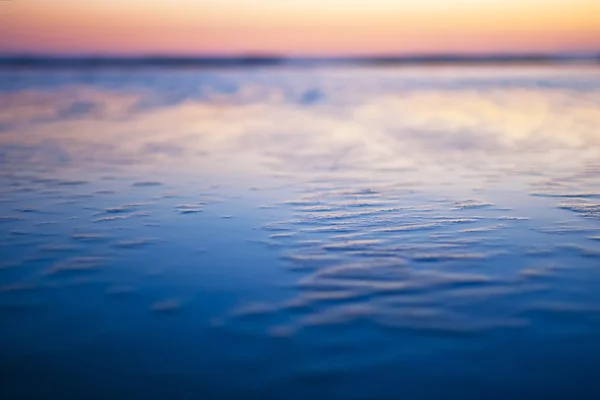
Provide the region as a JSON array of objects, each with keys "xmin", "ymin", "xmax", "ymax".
[{"xmin": 1, "ymin": 65, "xmax": 600, "ymax": 399}]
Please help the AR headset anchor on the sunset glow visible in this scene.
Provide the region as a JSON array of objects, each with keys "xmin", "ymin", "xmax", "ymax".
[{"xmin": 2, "ymin": 0, "xmax": 600, "ymax": 55}]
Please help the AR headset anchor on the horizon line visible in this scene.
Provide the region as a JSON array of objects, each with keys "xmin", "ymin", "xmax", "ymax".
[{"xmin": 1, "ymin": 51, "xmax": 599, "ymax": 68}]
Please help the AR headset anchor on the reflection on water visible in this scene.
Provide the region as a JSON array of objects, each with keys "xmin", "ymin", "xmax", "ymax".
[{"xmin": 1, "ymin": 66, "xmax": 600, "ymax": 399}]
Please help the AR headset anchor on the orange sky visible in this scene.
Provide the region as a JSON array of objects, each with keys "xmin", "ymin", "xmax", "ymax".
[{"xmin": 2, "ymin": 0, "xmax": 600, "ymax": 55}]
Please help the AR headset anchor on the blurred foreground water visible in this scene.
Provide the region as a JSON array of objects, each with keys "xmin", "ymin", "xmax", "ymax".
[{"xmin": 1, "ymin": 65, "xmax": 600, "ymax": 399}]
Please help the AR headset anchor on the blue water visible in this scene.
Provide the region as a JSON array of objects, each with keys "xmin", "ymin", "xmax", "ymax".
[{"xmin": 1, "ymin": 65, "xmax": 600, "ymax": 399}]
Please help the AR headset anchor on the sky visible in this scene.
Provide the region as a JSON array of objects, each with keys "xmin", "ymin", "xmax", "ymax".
[{"xmin": 2, "ymin": 0, "xmax": 600, "ymax": 56}]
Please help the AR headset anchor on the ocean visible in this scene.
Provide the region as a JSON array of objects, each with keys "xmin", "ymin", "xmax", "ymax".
[{"xmin": 1, "ymin": 64, "xmax": 600, "ymax": 399}]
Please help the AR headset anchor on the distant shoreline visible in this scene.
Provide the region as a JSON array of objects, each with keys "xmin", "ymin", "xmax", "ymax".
[{"xmin": 0, "ymin": 54, "xmax": 598, "ymax": 69}]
